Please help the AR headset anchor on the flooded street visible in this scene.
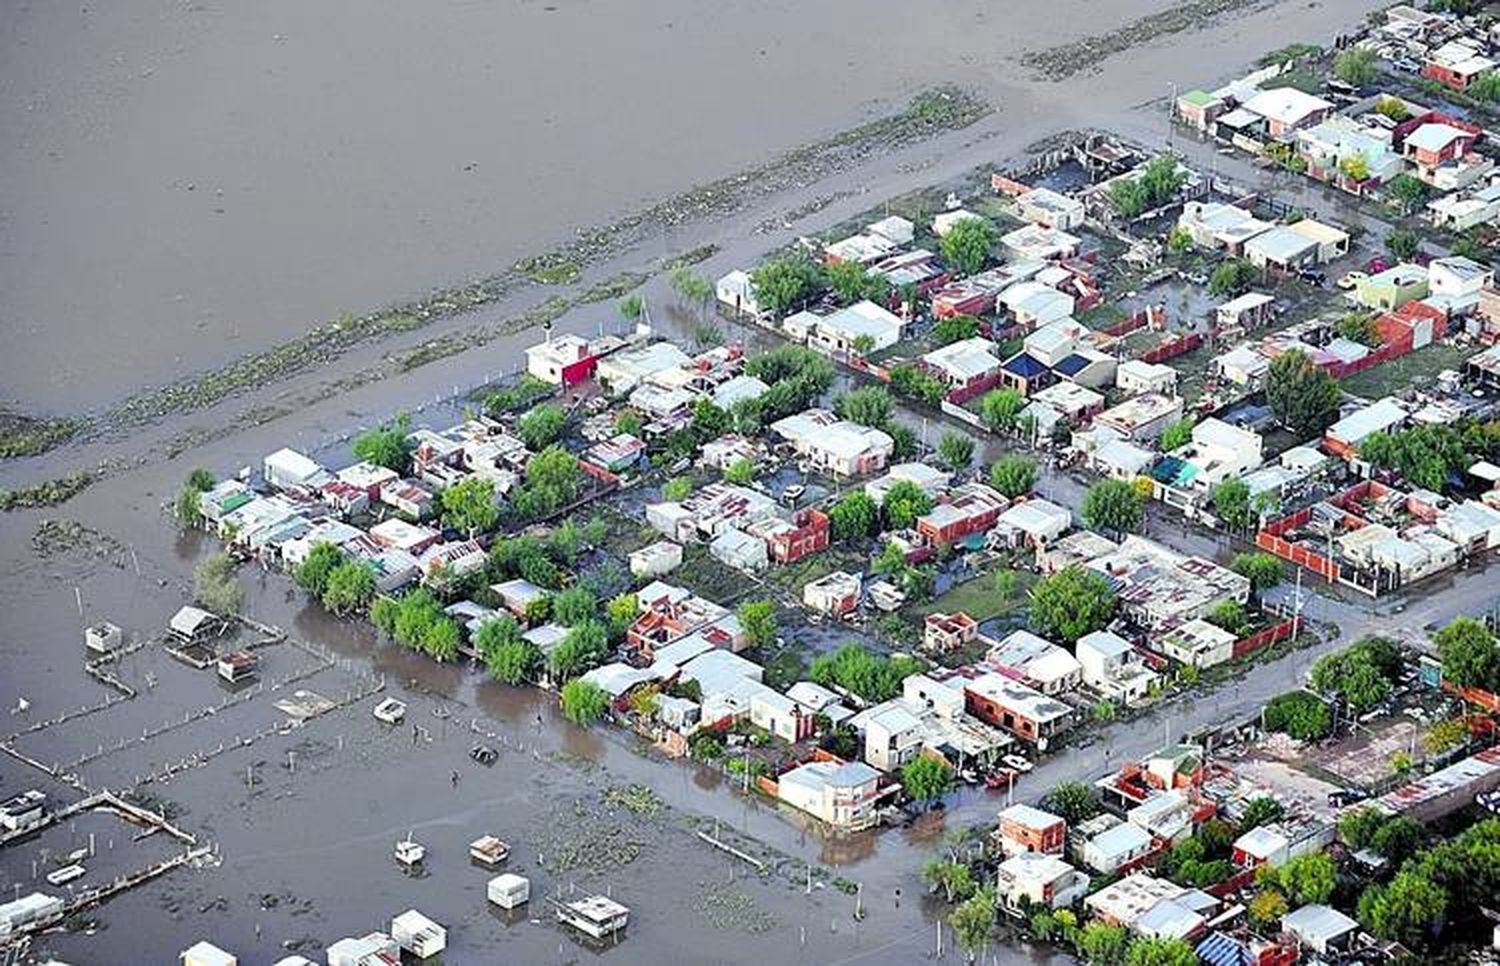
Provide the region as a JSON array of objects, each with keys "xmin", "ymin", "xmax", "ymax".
[{"xmin": 0, "ymin": 0, "xmax": 1396, "ymax": 962}]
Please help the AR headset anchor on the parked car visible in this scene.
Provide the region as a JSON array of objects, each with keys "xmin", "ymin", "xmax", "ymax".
[
  {"xmin": 469, "ymin": 744, "xmax": 498, "ymax": 765},
  {"xmin": 1001, "ymin": 754, "xmax": 1034, "ymax": 773},
  {"xmin": 1337, "ymin": 271, "xmax": 1367, "ymax": 290}
]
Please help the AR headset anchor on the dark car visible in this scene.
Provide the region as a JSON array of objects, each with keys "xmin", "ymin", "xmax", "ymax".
[{"xmin": 469, "ymin": 744, "xmax": 498, "ymax": 765}]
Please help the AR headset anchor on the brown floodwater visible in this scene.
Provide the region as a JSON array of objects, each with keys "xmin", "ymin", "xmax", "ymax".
[
  {"xmin": 2, "ymin": 0, "xmax": 1377, "ymax": 414},
  {"xmin": 0, "ymin": 1, "xmax": 1394, "ymax": 962}
]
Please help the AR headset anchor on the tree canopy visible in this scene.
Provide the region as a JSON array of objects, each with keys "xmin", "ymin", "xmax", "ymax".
[
  {"xmin": 352, "ymin": 414, "xmax": 413, "ymax": 473},
  {"xmin": 834, "ymin": 386, "xmax": 894, "ymax": 428},
  {"xmin": 1029, "ymin": 566, "xmax": 1117, "ymax": 644},
  {"xmin": 939, "ymin": 217, "xmax": 998, "ymax": 276},
  {"xmin": 989, "ymin": 455, "xmax": 1037, "ymax": 498},
  {"xmin": 1436, "ymin": 616, "xmax": 1500, "ymax": 690},
  {"xmin": 441, "ymin": 476, "xmax": 498, "ymax": 537},
  {"xmin": 1082, "ymin": 478, "xmax": 1144, "ymax": 535},
  {"xmin": 750, "ymin": 254, "xmax": 825, "ymax": 316},
  {"xmin": 517, "ymin": 404, "xmax": 567, "ymax": 451},
  {"xmin": 901, "ymin": 755, "xmax": 953, "ymax": 804},
  {"xmin": 981, "ymin": 387, "xmax": 1025, "ymax": 432},
  {"xmin": 883, "ymin": 480, "xmax": 936, "ymax": 530},
  {"xmin": 1266, "ymin": 350, "xmax": 1341, "ymax": 439},
  {"xmin": 829, "ymin": 490, "xmax": 879, "ymax": 541},
  {"xmin": 560, "ymin": 678, "xmax": 610, "ymax": 727},
  {"xmin": 194, "ymin": 552, "xmax": 244, "ymax": 616},
  {"xmin": 809, "ymin": 643, "xmax": 922, "ymax": 703}
]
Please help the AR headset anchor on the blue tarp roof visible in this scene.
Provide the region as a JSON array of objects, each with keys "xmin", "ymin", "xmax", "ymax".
[
  {"xmin": 1196, "ymin": 932, "xmax": 1252, "ymax": 966},
  {"xmin": 1002, "ymin": 353, "xmax": 1049, "ymax": 379},
  {"xmin": 1053, "ymin": 353, "xmax": 1091, "ymax": 377}
]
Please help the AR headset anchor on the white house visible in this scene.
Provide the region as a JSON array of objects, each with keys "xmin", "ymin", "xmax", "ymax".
[
  {"xmin": 263, "ymin": 448, "xmax": 328, "ymax": 491},
  {"xmin": 776, "ymin": 759, "xmax": 882, "ymax": 830},
  {"xmin": 809, "ymin": 300, "xmax": 906, "ymax": 354},
  {"xmin": 1116, "ymin": 360, "xmax": 1178, "ymax": 396},
  {"xmin": 771, "ymin": 409, "xmax": 894, "ymax": 476},
  {"xmin": 716, "ymin": 270, "xmax": 760, "ymax": 316},
  {"xmin": 1015, "ymin": 187, "xmax": 1086, "ymax": 230},
  {"xmin": 995, "ymin": 853, "xmax": 1091, "ymax": 910},
  {"xmin": 1076, "ymin": 630, "xmax": 1159, "ymax": 705},
  {"xmin": 1082, "ymin": 821, "xmax": 1155, "ymax": 874}
]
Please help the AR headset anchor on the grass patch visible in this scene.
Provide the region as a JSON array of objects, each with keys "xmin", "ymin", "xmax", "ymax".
[
  {"xmin": 1257, "ymin": 43, "xmax": 1322, "ymax": 66},
  {"xmin": 516, "ymin": 253, "xmax": 582, "ymax": 285},
  {"xmin": 1340, "ymin": 342, "xmax": 1474, "ymax": 399},
  {"xmin": 0, "ymin": 471, "xmax": 96, "ymax": 512},
  {"xmin": 0, "ymin": 413, "xmax": 81, "ymax": 459},
  {"xmin": 578, "ymin": 271, "xmax": 649, "ymax": 305},
  {"xmin": 912, "ymin": 569, "xmax": 1035, "ymax": 622}
]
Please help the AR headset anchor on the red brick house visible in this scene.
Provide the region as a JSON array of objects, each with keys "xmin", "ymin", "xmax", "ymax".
[
  {"xmin": 749, "ymin": 508, "xmax": 831, "ymax": 565},
  {"xmin": 915, "ymin": 483, "xmax": 1008, "ymax": 546},
  {"xmin": 996, "ymin": 803, "xmax": 1067, "ymax": 856}
]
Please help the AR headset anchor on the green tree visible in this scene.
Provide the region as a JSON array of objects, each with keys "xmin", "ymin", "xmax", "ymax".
[
  {"xmin": 737, "ymin": 600, "xmax": 777, "ymax": 649},
  {"xmin": 809, "ymin": 642, "xmax": 922, "ymax": 703},
  {"xmin": 605, "ymin": 592, "xmax": 639, "ymax": 637},
  {"xmin": 1371, "ymin": 816, "xmax": 1424, "ymax": 864},
  {"xmin": 834, "ymin": 386, "xmax": 894, "ymax": 428},
  {"xmin": 981, "ymin": 387, "xmax": 1025, "ymax": 432},
  {"xmin": 1471, "ymin": 71, "xmax": 1500, "ymax": 103},
  {"xmin": 750, "ymin": 254, "xmax": 825, "ymax": 316},
  {"xmin": 552, "ymin": 587, "xmax": 598, "ymax": 627},
  {"xmin": 1043, "ymin": 781, "xmax": 1101, "ymax": 824},
  {"xmin": 902, "ymin": 755, "xmax": 954, "ymax": 805},
  {"xmin": 825, "ymin": 260, "xmax": 887, "ymax": 306},
  {"xmin": 476, "ymin": 617, "xmax": 539, "ymax": 684},
  {"xmin": 932, "ymin": 314, "xmax": 981, "ymax": 346},
  {"xmin": 1359, "ymin": 871, "xmax": 1447, "ymax": 947},
  {"xmin": 440, "ymin": 476, "xmax": 498, "ymax": 537},
  {"xmin": 560, "ymin": 678, "xmax": 610, "ymax": 727},
  {"xmin": 1358, "ymin": 424, "xmax": 1468, "ymax": 491},
  {"xmin": 1138, "ymin": 155, "xmax": 1188, "ymax": 208},
  {"xmin": 1082, "ymin": 478, "xmax": 1144, "ymax": 535},
  {"xmin": 549, "ymin": 619, "xmax": 608, "ymax": 680},
  {"xmin": 661, "ymin": 476, "xmax": 692, "ymax": 502},
  {"xmin": 1436, "ymin": 616, "xmax": 1500, "ymax": 689},
  {"xmin": 1167, "ymin": 226, "xmax": 1194, "ymax": 254},
  {"xmin": 1077, "ymin": 923, "xmax": 1130, "ymax": 966},
  {"xmin": 1276, "ymin": 852, "xmax": 1336, "ymax": 905},
  {"xmin": 949, "ymin": 886, "xmax": 997, "ymax": 962},
  {"xmin": 723, "ymin": 458, "xmax": 755, "ymax": 485},
  {"xmin": 1387, "ymin": 173, "xmax": 1432, "ymax": 214},
  {"xmin": 1207, "ymin": 600, "xmax": 1250, "ymax": 637},
  {"xmin": 1239, "ymin": 796, "xmax": 1284, "ymax": 832},
  {"xmin": 322, "ymin": 561, "xmax": 377, "ymax": 616},
  {"xmin": 1160, "ymin": 418, "xmax": 1195, "ymax": 452},
  {"xmin": 1029, "ymin": 566, "xmax": 1117, "ymax": 643},
  {"xmin": 370, "ymin": 596, "xmax": 399, "ymax": 636},
  {"xmin": 1232, "ymin": 552, "xmax": 1284, "ymax": 592},
  {"xmin": 615, "ymin": 408, "xmax": 644, "ymax": 438},
  {"xmin": 1247, "ymin": 889, "xmax": 1289, "ymax": 928},
  {"xmin": 1340, "ymin": 154, "xmax": 1370, "ymax": 183},
  {"xmin": 1375, "ymin": 96, "xmax": 1410, "ymax": 122},
  {"xmin": 1425, "ymin": 718, "xmax": 1469, "ymax": 756},
  {"xmin": 1266, "ymin": 349, "xmax": 1340, "ymax": 439},
  {"xmin": 1212, "ymin": 479, "xmax": 1253, "ymax": 531},
  {"xmin": 1208, "ymin": 258, "xmax": 1257, "ymax": 298},
  {"xmin": 1125, "ymin": 938, "xmax": 1196, "ymax": 966},
  {"xmin": 938, "ymin": 431, "xmax": 974, "ymax": 470},
  {"xmin": 1109, "ymin": 178, "xmax": 1150, "ymax": 219},
  {"xmin": 888, "ymin": 363, "xmax": 947, "ymax": 406},
  {"xmin": 1336, "ymin": 312, "xmax": 1383, "ymax": 347},
  {"xmin": 294, "ymin": 542, "xmax": 345, "ymax": 598},
  {"xmin": 888, "ymin": 423, "xmax": 918, "ymax": 461},
  {"xmin": 352, "ymin": 414, "xmax": 413, "ymax": 473},
  {"xmin": 1262, "ymin": 691, "xmax": 1330, "ymax": 740},
  {"xmin": 175, "ymin": 469, "xmax": 216, "ymax": 527},
  {"xmin": 422, "ymin": 617, "xmax": 461, "ymax": 662},
  {"xmin": 691, "ymin": 397, "xmax": 729, "ymax": 439},
  {"xmin": 829, "ymin": 491, "xmax": 879, "ymax": 541},
  {"xmin": 1386, "ymin": 227, "xmax": 1420, "ymax": 261},
  {"xmin": 618, "ymin": 293, "xmax": 643, "ymax": 323},
  {"xmin": 1334, "ymin": 46, "xmax": 1379, "ymax": 85},
  {"xmin": 517, "ymin": 445, "xmax": 580, "ymax": 518},
  {"xmin": 939, "ymin": 218, "xmax": 998, "ymax": 276},
  {"xmin": 883, "ymin": 480, "xmax": 936, "ymax": 530},
  {"xmin": 518, "ymin": 404, "xmax": 566, "ymax": 451},
  {"xmin": 194, "ymin": 552, "xmax": 244, "ymax": 616},
  {"xmin": 921, "ymin": 857, "xmax": 977, "ymax": 902},
  {"xmin": 989, "ymin": 456, "xmax": 1037, "ymax": 498},
  {"xmin": 668, "ymin": 266, "xmax": 713, "ymax": 317}
]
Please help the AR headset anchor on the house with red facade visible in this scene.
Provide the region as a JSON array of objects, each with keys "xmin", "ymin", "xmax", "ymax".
[
  {"xmin": 962, "ymin": 672, "xmax": 1074, "ymax": 747},
  {"xmin": 746, "ymin": 508, "xmax": 830, "ymax": 564},
  {"xmin": 921, "ymin": 338, "xmax": 1004, "ymax": 403},
  {"xmin": 1397, "ymin": 112, "xmax": 1486, "ymax": 188},
  {"xmin": 915, "ymin": 482, "xmax": 1009, "ymax": 546},
  {"xmin": 996, "ymin": 803, "xmax": 1067, "ymax": 856},
  {"xmin": 1422, "ymin": 40, "xmax": 1496, "ymax": 91}
]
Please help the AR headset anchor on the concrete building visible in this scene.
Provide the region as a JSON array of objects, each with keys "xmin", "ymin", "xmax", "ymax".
[
  {"xmin": 995, "ymin": 853, "xmax": 1091, "ymax": 910},
  {"xmin": 1081, "ymin": 820, "xmax": 1155, "ymax": 874},
  {"xmin": 770, "ymin": 409, "xmax": 894, "ymax": 476},
  {"xmin": 776, "ymin": 759, "xmax": 882, "ymax": 830},
  {"xmin": 996, "ymin": 803, "xmax": 1067, "ymax": 856},
  {"xmin": 1077, "ymin": 630, "xmax": 1159, "ymax": 705}
]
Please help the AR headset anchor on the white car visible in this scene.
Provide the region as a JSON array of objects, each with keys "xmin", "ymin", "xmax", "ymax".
[
  {"xmin": 1337, "ymin": 271, "xmax": 1367, "ymax": 290},
  {"xmin": 373, "ymin": 698, "xmax": 408, "ymax": 724},
  {"xmin": 1001, "ymin": 754, "xmax": 1034, "ymax": 773}
]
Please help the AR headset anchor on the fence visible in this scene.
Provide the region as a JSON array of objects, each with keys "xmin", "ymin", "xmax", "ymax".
[
  {"xmin": 1255, "ymin": 507, "xmax": 1341, "ymax": 583},
  {"xmin": 1231, "ymin": 614, "xmax": 1303, "ymax": 660},
  {"xmin": 1138, "ymin": 331, "xmax": 1203, "ymax": 364}
]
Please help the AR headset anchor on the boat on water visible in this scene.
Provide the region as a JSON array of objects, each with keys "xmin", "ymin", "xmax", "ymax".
[
  {"xmin": 46, "ymin": 864, "xmax": 85, "ymax": 886},
  {"xmin": 394, "ymin": 834, "xmax": 425, "ymax": 867},
  {"xmin": 469, "ymin": 835, "xmax": 509, "ymax": 865}
]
